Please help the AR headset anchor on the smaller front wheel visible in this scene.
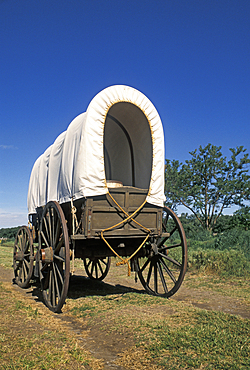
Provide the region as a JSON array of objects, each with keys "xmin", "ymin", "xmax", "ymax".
[
  {"xmin": 13, "ymin": 226, "xmax": 34, "ymax": 288},
  {"xmin": 83, "ymin": 257, "xmax": 111, "ymax": 281}
]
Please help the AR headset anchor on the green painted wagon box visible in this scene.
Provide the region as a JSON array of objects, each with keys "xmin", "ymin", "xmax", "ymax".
[{"xmin": 82, "ymin": 187, "xmax": 162, "ymax": 238}]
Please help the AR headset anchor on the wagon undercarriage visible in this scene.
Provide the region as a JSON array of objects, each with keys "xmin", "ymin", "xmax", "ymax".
[{"xmin": 13, "ymin": 188, "xmax": 187, "ymax": 313}]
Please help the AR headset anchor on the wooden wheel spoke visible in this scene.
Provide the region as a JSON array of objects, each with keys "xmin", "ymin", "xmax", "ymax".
[
  {"xmin": 158, "ymin": 252, "xmax": 181, "ymax": 267},
  {"xmin": 53, "ymin": 263, "xmax": 61, "ymax": 301},
  {"xmin": 94, "ymin": 263, "xmax": 98, "ymax": 278},
  {"xmin": 23, "ymin": 253, "xmax": 30, "ymax": 258},
  {"xmin": 23, "ymin": 263, "xmax": 27, "ymax": 281},
  {"xmin": 54, "ymin": 262, "xmax": 64, "ymax": 285},
  {"xmin": 159, "ymin": 256, "xmax": 177, "ymax": 283},
  {"xmin": 160, "ymin": 243, "xmax": 182, "ymax": 252},
  {"xmin": 52, "ymin": 281, "xmax": 56, "ymax": 307},
  {"xmin": 41, "ymin": 262, "xmax": 49, "ymax": 272},
  {"xmin": 51, "ymin": 269, "xmax": 56, "ymax": 307},
  {"xmin": 23, "ymin": 262, "xmax": 28, "ymax": 280},
  {"xmin": 48, "ymin": 269, "xmax": 54, "ymax": 305},
  {"xmin": 17, "ymin": 235, "xmax": 22, "ymax": 251},
  {"xmin": 21, "ymin": 230, "xmax": 26, "ymax": 250},
  {"xmin": 86, "ymin": 259, "xmax": 91, "ymax": 268},
  {"xmin": 18, "ymin": 263, "xmax": 24, "ymax": 281},
  {"xmin": 162, "ymin": 214, "xmax": 169, "ymax": 231},
  {"xmin": 19, "ymin": 230, "xmax": 23, "ymax": 247},
  {"xmin": 23, "ymin": 258, "xmax": 30, "ymax": 270},
  {"xmin": 41, "ymin": 230, "xmax": 50, "ymax": 248},
  {"xmin": 54, "ymin": 254, "xmax": 64, "ymax": 262},
  {"xmin": 47, "ymin": 269, "xmax": 51, "ymax": 301},
  {"xmin": 146, "ymin": 260, "xmax": 153, "ymax": 285},
  {"xmin": 47, "ymin": 208, "xmax": 53, "ymax": 247},
  {"xmin": 169, "ymin": 226, "xmax": 178, "ymax": 237},
  {"xmin": 157, "ymin": 237, "xmax": 169, "ymax": 250},
  {"xmin": 43, "ymin": 216, "xmax": 50, "ymax": 246},
  {"xmin": 54, "ymin": 238, "xmax": 64, "ymax": 254},
  {"xmin": 23, "ymin": 240, "xmax": 29, "ymax": 254},
  {"xmin": 54, "ymin": 219, "xmax": 61, "ymax": 248},
  {"xmin": 22, "ymin": 262, "xmax": 28, "ymax": 281},
  {"xmin": 154, "ymin": 262, "xmax": 158, "ymax": 293},
  {"xmin": 97, "ymin": 260, "xmax": 104, "ymax": 275},
  {"xmin": 90, "ymin": 261, "xmax": 95, "ymax": 276},
  {"xmin": 140, "ymin": 257, "xmax": 151, "ymax": 273},
  {"xmin": 51, "ymin": 208, "xmax": 55, "ymax": 247},
  {"xmin": 157, "ymin": 260, "xmax": 168, "ymax": 293}
]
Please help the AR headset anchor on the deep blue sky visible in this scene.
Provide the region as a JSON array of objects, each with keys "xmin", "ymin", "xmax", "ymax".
[{"xmin": 1, "ymin": 0, "xmax": 250, "ymax": 227}]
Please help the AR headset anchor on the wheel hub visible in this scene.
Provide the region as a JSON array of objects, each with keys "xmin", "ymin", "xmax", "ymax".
[
  {"xmin": 41, "ymin": 247, "xmax": 54, "ymax": 263},
  {"xmin": 14, "ymin": 251, "xmax": 24, "ymax": 261},
  {"xmin": 151, "ymin": 242, "xmax": 158, "ymax": 255}
]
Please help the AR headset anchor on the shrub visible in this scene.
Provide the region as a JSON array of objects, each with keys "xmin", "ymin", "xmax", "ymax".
[
  {"xmin": 212, "ymin": 228, "xmax": 250, "ymax": 259},
  {"xmin": 188, "ymin": 248, "xmax": 250, "ymax": 277},
  {"xmin": 0, "ymin": 227, "xmax": 20, "ymax": 239}
]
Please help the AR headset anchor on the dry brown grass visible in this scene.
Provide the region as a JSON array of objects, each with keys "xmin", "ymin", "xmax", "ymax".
[{"xmin": 0, "ymin": 281, "xmax": 104, "ymax": 369}]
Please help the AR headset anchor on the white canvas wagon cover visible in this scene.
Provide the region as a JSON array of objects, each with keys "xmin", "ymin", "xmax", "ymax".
[{"xmin": 28, "ymin": 85, "xmax": 165, "ymax": 215}]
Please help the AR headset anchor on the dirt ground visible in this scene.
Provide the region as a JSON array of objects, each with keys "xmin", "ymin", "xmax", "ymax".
[{"xmin": 0, "ymin": 264, "xmax": 249, "ymax": 369}]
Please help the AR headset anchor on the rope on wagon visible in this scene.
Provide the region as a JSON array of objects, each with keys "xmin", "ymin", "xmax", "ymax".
[
  {"xmin": 100, "ymin": 192, "xmax": 151, "ymax": 276},
  {"xmin": 71, "ymin": 198, "xmax": 81, "ymax": 276},
  {"xmin": 71, "ymin": 198, "xmax": 81, "ymax": 235}
]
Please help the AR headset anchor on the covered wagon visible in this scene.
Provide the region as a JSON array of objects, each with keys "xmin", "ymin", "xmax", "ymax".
[{"xmin": 13, "ymin": 85, "xmax": 187, "ymax": 312}]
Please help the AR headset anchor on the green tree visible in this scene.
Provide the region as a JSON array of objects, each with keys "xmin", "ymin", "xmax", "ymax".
[
  {"xmin": 0, "ymin": 227, "xmax": 20, "ymax": 239},
  {"xmin": 165, "ymin": 144, "xmax": 250, "ymax": 232},
  {"xmin": 231, "ymin": 206, "xmax": 250, "ymax": 230}
]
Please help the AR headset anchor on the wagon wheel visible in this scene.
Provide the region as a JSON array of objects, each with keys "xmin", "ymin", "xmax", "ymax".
[
  {"xmin": 83, "ymin": 257, "xmax": 111, "ymax": 280},
  {"xmin": 13, "ymin": 226, "xmax": 34, "ymax": 288},
  {"xmin": 136, "ymin": 206, "xmax": 187, "ymax": 298},
  {"xmin": 38, "ymin": 201, "xmax": 70, "ymax": 313}
]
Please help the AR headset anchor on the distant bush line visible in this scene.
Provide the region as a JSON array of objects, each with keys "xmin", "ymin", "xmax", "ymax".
[
  {"xmin": 0, "ymin": 227, "xmax": 20, "ymax": 239},
  {"xmin": 177, "ymin": 213, "xmax": 250, "ymax": 277}
]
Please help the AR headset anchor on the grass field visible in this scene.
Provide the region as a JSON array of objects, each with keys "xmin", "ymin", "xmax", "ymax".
[
  {"xmin": 67, "ymin": 293, "xmax": 250, "ymax": 369},
  {"xmin": 0, "ymin": 240, "xmax": 249, "ymax": 369},
  {"xmin": 0, "ymin": 241, "xmax": 13, "ymax": 269}
]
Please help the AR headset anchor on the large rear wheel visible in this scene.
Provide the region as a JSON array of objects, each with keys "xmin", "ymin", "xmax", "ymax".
[
  {"xmin": 38, "ymin": 201, "xmax": 70, "ymax": 313},
  {"xmin": 136, "ymin": 206, "xmax": 187, "ymax": 298}
]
